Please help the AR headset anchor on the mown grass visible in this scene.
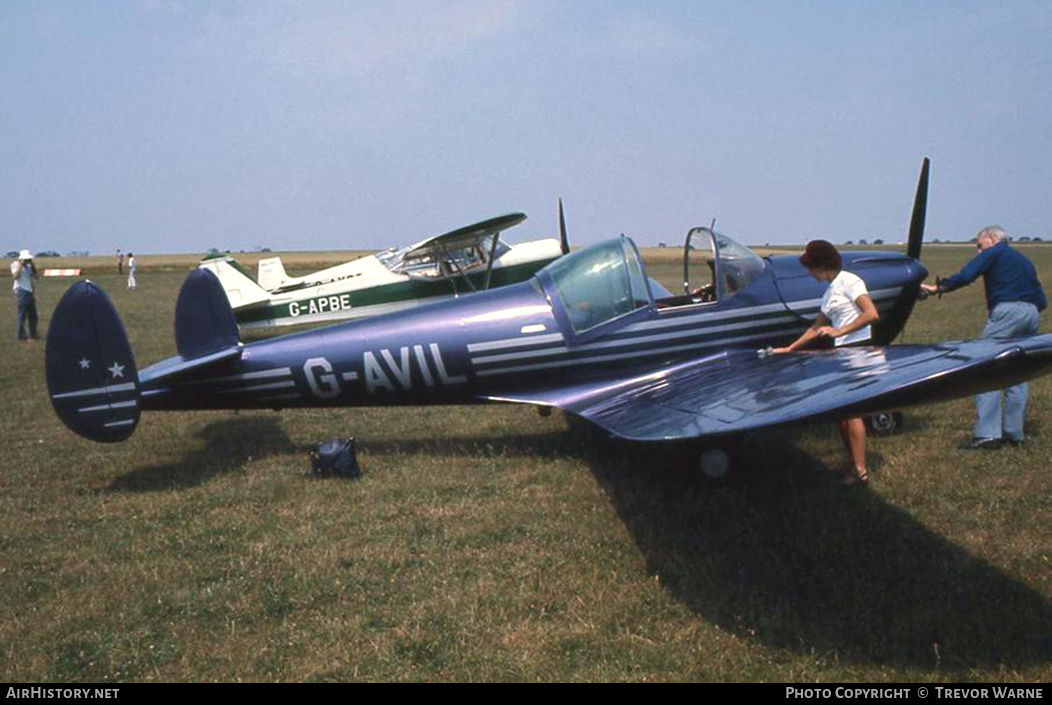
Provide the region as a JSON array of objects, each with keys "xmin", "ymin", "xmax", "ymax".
[{"xmin": 0, "ymin": 246, "xmax": 1049, "ymax": 682}]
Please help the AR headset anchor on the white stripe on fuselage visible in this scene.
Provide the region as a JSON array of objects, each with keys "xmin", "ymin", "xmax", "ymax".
[
  {"xmin": 186, "ymin": 367, "xmax": 292, "ymax": 385},
  {"xmin": 463, "ymin": 287, "xmax": 900, "ymax": 360},
  {"xmin": 218, "ymin": 380, "xmax": 296, "ymax": 394},
  {"xmin": 616, "ymin": 287, "xmax": 901, "ymax": 335},
  {"xmin": 474, "ymin": 326, "xmax": 803, "ymax": 377},
  {"xmin": 469, "ymin": 293, "xmax": 900, "ymax": 368},
  {"xmin": 467, "ymin": 332, "xmax": 565, "ymax": 353},
  {"xmin": 470, "ymin": 312, "xmax": 805, "ymax": 365},
  {"xmin": 472, "ymin": 290, "xmax": 902, "ymax": 377}
]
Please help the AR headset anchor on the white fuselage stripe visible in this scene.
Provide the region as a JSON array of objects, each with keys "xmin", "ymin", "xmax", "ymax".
[
  {"xmin": 188, "ymin": 368, "xmax": 291, "ymax": 385},
  {"xmin": 471, "ymin": 312, "xmax": 807, "ymax": 365},
  {"xmin": 476, "ymin": 326, "xmax": 802, "ymax": 377},
  {"xmin": 464, "ymin": 287, "xmax": 901, "ymax": 360},
  {"xmin": 471, "ymin": 296, "xmax": 900, "ymax": 369},
  {"xmin": 623, "ymin": 287, "xmax": 901, "ymax": 334},
  {"xmin": 218, "ymin": 380, "xmax": 297, "ymax": 394},
  {"xmin": 467, "ymin": 332, "xmax": 565, "ymax": 353}
]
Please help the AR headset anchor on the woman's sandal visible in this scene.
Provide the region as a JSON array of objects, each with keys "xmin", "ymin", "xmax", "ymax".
[{"xmin": 838, "ymin": 467, "xmax": 870, "ymax": 486}]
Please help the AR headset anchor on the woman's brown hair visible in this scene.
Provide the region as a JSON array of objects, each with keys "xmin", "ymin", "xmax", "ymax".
[{"xmin": 798, "ymin": 239, "xmax": 841, "ymax": 271}]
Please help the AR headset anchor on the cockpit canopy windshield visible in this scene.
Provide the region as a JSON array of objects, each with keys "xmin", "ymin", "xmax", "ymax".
[
  {"xmin": 377, "ymin": 239, "xmax": 510, "ymax": 278},
  {"xmin": 545, "ymin": 237, "xmax": 651, "ymax": 334},
  {"xmin": 714, "ymin": 231, "xmax": 765, "ymax": 296}
]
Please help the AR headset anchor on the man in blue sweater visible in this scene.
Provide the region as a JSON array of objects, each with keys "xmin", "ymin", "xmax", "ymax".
[{"xmin": 922, "ymin": 225, "xmax": 1047, "ymax": 449}]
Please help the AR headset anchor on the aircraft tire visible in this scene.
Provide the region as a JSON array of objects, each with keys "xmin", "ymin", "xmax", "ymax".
[{"xmin": 865, "ymin": 411, "xmax": 903, "ymax": 436}]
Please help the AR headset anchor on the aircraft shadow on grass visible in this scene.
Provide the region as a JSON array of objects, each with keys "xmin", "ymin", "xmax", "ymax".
[
  {"xmin": 103, "ymin": 415, "xmax": 1050, "ymax": 670},
  {"xmin": 359, "ymin": 424, "xmax": 1050, "ymax": 671},
  {"xmin": 104, "ymin": 416, "xmax": 295, "ymax": 493},
  {"xmin": 587, "ymin": 431, "xmax": 1052, "ymax": 671}
]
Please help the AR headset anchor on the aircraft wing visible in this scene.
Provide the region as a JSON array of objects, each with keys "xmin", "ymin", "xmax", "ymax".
[
  {"xmin": 482, "ymin": 335, "xmax": 1052, "ymax": 441},
  {"xmin": 402, "ymin": 213, "xmax": 527, "ymax": 257}
]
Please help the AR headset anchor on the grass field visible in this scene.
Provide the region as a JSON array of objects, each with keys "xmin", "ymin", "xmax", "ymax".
[{"xmin": 1, "ymin": 246, "xmax": 1050, "ymax": 682}]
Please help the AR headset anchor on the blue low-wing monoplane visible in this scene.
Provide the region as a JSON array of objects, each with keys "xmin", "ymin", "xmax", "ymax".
[{"xmin": 45, "ymin": 160, "xmax": 1052, "ymax": 475}]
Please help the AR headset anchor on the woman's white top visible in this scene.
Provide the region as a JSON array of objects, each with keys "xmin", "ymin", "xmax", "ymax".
[{"xmin": 820, "ymin": 270, "xmax": 871, "ymax": 346}]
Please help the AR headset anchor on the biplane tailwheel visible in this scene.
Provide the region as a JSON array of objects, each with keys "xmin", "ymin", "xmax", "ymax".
[{"xmin": 865, "ymin": 411, "xmax": 904, "ymax": 436}]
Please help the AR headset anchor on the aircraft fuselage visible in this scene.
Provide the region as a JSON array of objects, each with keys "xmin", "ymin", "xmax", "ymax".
[{"xmin": 139, "ymin": 251, "xmax": 928, "ymax": 413}]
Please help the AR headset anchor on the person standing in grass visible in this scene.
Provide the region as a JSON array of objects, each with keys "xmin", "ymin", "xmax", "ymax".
[
  {"xmin": 773, "ymin": 240, "xmax": 880, "ymax": 485},
  {"xmin": 921, "ymin": 225, "xmax": 1046, "ymax": 450},
  {"xmin": 127, "ymin": 252, "xmax": 137, "ymax": 289},
  {"xmin": 10, "ymin": 249, "xmax": 39, "ymax": 341}
]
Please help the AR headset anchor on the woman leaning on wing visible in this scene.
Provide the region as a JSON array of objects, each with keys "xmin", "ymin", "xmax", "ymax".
[{"xmin": 772, "ymin": 240, "xmax": 879, "ymax": 485}]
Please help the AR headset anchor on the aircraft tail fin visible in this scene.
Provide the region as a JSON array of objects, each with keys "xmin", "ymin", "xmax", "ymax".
[
  {"xmin": 257, "ymin": 257, "xmax": 289, "ymax": 291},
  {"xmin": 46, "ymin": 282, "xmax": 141, "ymax": 442},
  {"xmin": 46, "ymin": 271, "xmax": 242, "ymax": 443},
  {"xmin": 196, "ymin": 256, "xmax": 271, "ymax": 309},
  {"xmin": 175, "ymin": 268, "xmax": 241, "ymax": 360}
]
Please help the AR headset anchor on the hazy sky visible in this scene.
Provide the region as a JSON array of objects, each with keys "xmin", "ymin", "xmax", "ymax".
[{"xmin": 2, "ymin": 1, "xmax": 1051, "ymax": 254}]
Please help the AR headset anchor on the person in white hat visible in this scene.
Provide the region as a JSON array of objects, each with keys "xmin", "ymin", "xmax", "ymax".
[{"xmin": 10, "ymin": 249, "xmax": 39, "ymax": 341}]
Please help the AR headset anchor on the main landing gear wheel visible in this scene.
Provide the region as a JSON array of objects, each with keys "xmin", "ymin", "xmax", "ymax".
[{"xmin": 865, "ymin": 411, "xmax": 904, "ymax": 436}]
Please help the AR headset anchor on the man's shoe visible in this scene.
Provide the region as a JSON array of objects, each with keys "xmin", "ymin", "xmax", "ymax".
[
  {"xmin": 1004, "ymin": 438, "xmax": 1025, "ymax": 448},
  {"xmin": 959, "ymin": 437, "xmax": 1003, "ymax": 450}
]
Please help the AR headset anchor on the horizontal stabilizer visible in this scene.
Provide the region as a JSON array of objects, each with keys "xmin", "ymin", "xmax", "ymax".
[
  {"xmin": 46, "ymin": 282, "xmax": 140, "ymax": 442},
  {"xmin": 175, "ymin": 268, "xmax": 241, "ymax": 360},
  {"xmin": 138, "ymin": 346, "xmax": 242, "ymax": 387}
]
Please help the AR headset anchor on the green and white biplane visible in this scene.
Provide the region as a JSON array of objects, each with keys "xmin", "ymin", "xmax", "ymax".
[{"xmin": 198, "ymin": 212, "xmax": 569, "ymax": 331}]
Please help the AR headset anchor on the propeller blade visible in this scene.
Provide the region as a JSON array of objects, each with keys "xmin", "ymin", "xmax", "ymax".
[
  {"xmin": 558, "ymin": 197, "xmax": 570, "ymax": 255},
  {"xmin": 907, "ymin": 157, "xmax": 929, "ymax": 261}
]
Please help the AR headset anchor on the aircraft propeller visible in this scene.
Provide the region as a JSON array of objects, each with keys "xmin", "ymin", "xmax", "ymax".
[
  {"xmin": 558, "ymin": 197, "xmax": 571, "ymax": 255},
  {"xmin": 906, "ymin": 157, "xmax": 929, "ymax": 261}
]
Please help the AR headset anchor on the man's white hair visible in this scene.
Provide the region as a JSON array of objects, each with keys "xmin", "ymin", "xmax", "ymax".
[{"xmin": 977, "ymin": 225, "xmax": 1007, "ymax": 243}]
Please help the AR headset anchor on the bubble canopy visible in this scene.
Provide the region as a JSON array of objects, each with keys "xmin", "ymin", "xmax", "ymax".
[{"xmin": 539, "ymin": 237, "xmax": 652, "ymax": 337}]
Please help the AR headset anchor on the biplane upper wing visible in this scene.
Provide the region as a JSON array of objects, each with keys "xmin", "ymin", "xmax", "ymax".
[
  {"xmin": 482, "ymin": 336, "xmax": 1052, "ymax": 441},
  {"xmin": 401, "ymin": 212, "xmax": 527, "ymax": 258}
]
